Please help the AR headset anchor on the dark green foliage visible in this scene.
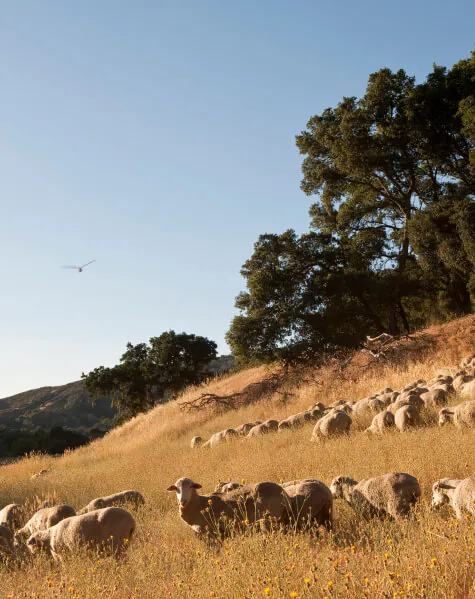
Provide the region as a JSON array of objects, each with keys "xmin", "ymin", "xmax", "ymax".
[
  {"xmin": 0, "ymin": 426, "xmax": 92, "ymax": 458},
  {"xmin": 82, "ymin": 331, "xmax": 218, "ymax": 420},
  {"xmin": 228, "ymin": 51, "xmax": 475, "ymax": 365}
]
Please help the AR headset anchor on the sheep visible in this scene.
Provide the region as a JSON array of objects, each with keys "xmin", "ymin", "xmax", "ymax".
[
  {"xmin": 439, "ymin": 400, "xmax": 475, "ymax": 427},
  {"xmin": 311, "ymin": 410, "xmax": 352, "ymax": 441},
  {"xmin": 453, "ymin": 373, "xmax": 474, "ymax": 391},
  {"xmin": 235, "ymin": 423, "xmax": 259, "ymax": 435},
  {"xmin": 16, "ymin": 505, "xmax": 76, "ymax": 539},
  {"xmin": 277, "ymin": 419, "xmax": 293, "ymax": 432},
  {"xmin": 394, "ymin": 404, "xmax": 421, "ymax": 431},
  {"xmin": 167, "ymin": 477, "xmax": 237, "ymax": 539},
  {"xmin": 202, "ymin": 428, "xmax": 239, "ymax": 448},
  {"xmin": 460, "ymin": 354, "xmax": 475, "ymax": 369},
  {"xmin": 191, "ymin": 436, "xmax": 203, "ymax": 448},
  {"xmin": 0, "ymin": 504, "xmax": 25, "ymax": 531},
  {"xmin": 389, "ymin": 395, "xmax": 423, "ymax": 414},
  {"xmin": 213, "ymin": 481, "xmax": 243, "ymax": 494},
  {"xmin": 420, "ymin": 388, "xmax": 448, "ymax": 408},
  {"xmin": 281, "ymin": 479, "xmax": 333, "ymax": 531},
  {"xmin": 364, "ymin": 410, "xmax": 395, "ymax": 435},
  {"xmin": 26, "ymin": 507, "xmax": 135, "ymax": 561},
  {"xmin": 220, "ymin": 481, "xmax": 289, "ymax": 528},
  {"xmin": 31, "ymin": 469, "xmax": 49, "ymax": 480},
  {"xmin": 79, "ymin": 490, "xmax": 145, "ymax": 514},
  {"xmin": 432, "ymin": 477, "xmax": 475, "ymax": 519},
  {"xmin": 460, "ymin": 380, "xmax": 475, "ymax": 399},
  {"xmin": 0, "ymin": 524, "xmax": 15, "ymax": 559},
  {"xmin": 247, "ymin": 420, "xmax": 278, "ymax": 437},
  {"xmin": 278, "ymin": 412, "xmax": 312, "ymax": 431},
  {"xmin": 308, "ymin": 402, "xmax": 325, "ymax": 412},
  {"xmin": 330, "ymin": 472, "xmax": 421, "ymax": 518}
]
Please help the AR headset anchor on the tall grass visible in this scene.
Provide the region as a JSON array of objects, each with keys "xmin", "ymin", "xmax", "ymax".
[{"xmin": 1, "ymin": 318, "xmax": 475, "ymax": 598}]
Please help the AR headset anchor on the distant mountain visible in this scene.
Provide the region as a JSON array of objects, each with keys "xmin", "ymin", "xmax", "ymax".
[{"xmin": 0, "ymin": 381, "xmax": 116, "ymax": 432}]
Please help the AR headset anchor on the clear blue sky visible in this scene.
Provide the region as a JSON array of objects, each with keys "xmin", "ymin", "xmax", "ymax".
[{"xmin": 1, "ymin": 1, "xmax": 473, "ymax": 397}]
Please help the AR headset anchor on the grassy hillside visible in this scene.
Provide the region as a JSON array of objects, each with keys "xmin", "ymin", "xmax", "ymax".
[
  {"xmin": 1, "ymin": 317, "xmax": 475, "ymax": 598},
  {"xmin": 0, "ymin": 380, "xmax": 116, "ymax": 432}
]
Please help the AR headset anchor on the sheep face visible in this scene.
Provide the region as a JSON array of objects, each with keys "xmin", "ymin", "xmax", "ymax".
[
  {"xmin": 26, "ymin": 532, "xmax": 50, "ymax": 555},
  {"xmin": 329, "ymin": 477, "xmax": 344, "ymax": 499},
  {"xmin": 431, "ymin": 482, "xmax": 450, "ymax": 508},
  {"xmin": 167, "ymin": 477, "xmax": 202, "ymax": 508},
  {"xmin": 438, "ymin": 409, "xmax": 453, "ymax": 426}
]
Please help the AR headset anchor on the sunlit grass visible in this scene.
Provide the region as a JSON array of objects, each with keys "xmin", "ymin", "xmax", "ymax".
[{"xmin": 1, "ymin": 316, "xmax": 475, "ymax": 598}]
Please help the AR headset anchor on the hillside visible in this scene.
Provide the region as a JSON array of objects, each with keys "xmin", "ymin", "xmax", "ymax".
[
  {"xmin": 0, "ymin": 380, "xmax": 116, "ymax": 432},
  {"xmin": 1, "ymin": 316, "xmax": 475, "ymax": 598}
]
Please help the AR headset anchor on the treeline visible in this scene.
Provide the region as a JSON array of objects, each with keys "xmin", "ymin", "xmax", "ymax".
[
  {"xmin": 0, "ymin": 426, "xmax": 106, "ymax": 458},
  {"xmin": 82, "ymin": 332, "xmax": 235, "ymax": 420},
  {"xmin": 227, "ymin": 51, "xmax": 475, "ymax": 365}
]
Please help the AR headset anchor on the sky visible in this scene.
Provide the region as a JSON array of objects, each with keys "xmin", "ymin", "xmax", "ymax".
[{"xmin": 0, "ymin": 1, "xmax": 474, "ymax": 398}]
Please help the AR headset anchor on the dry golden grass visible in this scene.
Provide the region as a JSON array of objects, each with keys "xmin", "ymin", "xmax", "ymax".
[{"xmin": 2, "ymin": 316, "xmax": 475, "ymax": 598}]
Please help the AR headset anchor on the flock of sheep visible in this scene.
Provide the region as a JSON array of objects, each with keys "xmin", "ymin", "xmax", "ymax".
[
  {"xmin": 1, "ymin": 355, "xmax": 474, "ymax": 564},
  {"xmin": 167, "ymin": 470, "xmax": 475, "ymax": 542},
  {"xmin": 0, "ymin": 490, "xmax": 143, "ymax": 563},
  {"xmin": 191, "ymin": 355, "xmax": 475, "ymax": 448}
]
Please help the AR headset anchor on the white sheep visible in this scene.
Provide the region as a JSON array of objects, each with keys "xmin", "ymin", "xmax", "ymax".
[
  {"xmin": 78, "ymin": 490, "xmax": 145, "ymax": 514},
  {"xmin": 247, "ymin": 420, "xmax": 279, "ymax": 437},
  {"xmin": 364, "ymin": 410, "xmax": 395, "ymax": 435},
  {"xmin": 16, "ymin": 505, "xmax": 76, "ymax": 540},
  {"xmin": 311, "ymin": 410, "xmax": 352, "ymax": 441},
  {"xmin": 191, "ymin": 436, "xmax": 203, "ymax": 448},
  {"xmin": 419, "ymin": 388, "xmax": 448, "ymax": 408},
  {"xmin": 439, "ymin": 400, "xmax": 475, "ymax": 427},
  {"xmin": 0, "ymin": 504, "xmax": 25, "ymax": 532},
  {"xmin": 281, "ymin": 479, "xmax": 333, "ymax": 531},
  {"xmin": 394, "ymin": 404, "xmax": 421, "ymax": 431},
  {"xmin": 432, "ymin": 477, "xmax": 475, "ymax": 519},
  {"xmin": 26, "ymin": 507, "xmax": 135, "ymax": 561},
  {"xmin": 330, "ymin": 472, "xmax": 421, "ymax": 518},
  {"xmin": 31, "ymin": 469, "xmax": 49, "ymax": 480}
]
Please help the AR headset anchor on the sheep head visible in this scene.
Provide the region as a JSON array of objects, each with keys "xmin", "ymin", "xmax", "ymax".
[
  {"xmin": 167, "ymin": 477, "xmax": 202, "ymax": 508},
  {"xmin": 438, "ymin": 408, "xmax": 454, "ymax": 426}
]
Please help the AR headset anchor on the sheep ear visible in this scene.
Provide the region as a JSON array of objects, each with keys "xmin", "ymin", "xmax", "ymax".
[
  {"xmin": 167, "ymin": 485, "xmax": 177, "ymax": 492},
  {"xmin": 191, "ymin": 483, "xmax": 202, "ymax": 489}
]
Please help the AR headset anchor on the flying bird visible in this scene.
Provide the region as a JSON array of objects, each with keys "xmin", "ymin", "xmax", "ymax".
[{"xmin": 61, "ymin": 260, "xmax": 96, "ymax": 273}]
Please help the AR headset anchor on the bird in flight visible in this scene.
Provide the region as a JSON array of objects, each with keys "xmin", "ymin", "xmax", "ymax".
[{"xmin": 61, "ymin": 260, "xmax": 96, "ymax": 273}]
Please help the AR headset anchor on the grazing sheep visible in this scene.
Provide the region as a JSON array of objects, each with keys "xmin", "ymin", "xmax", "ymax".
[
  {"xmin": 389, "ymin": 395, "xmax": 423, "ymax": 414},
  {"xmin": 247, "ymin": 420, "xmax": 278, "ymax": 437},
  {"xmin": 330, "ymin": 473, "xmax": 421, "ymax": 518},
  {"xmin": 0, "ymin": 504, "xmax": 25, "ymax": 531},
  {"xmin": 31, "ymin": 469, "xmax": 49, "ymax": 480},
  {"xmin": 311, "ymin": 410, "xmax": 352, "ymax": 441},
  {"xmin": 213, "ymin": 481, "xmax": 243, "ymax": 494},
  {"xmin": 453, "ymin": 373, "xmax": 474, "ymax": 391},
  {"xmin": 439, "ymin": 400, "xmax": 475, "ymax": 427},
  {"xmin": 217, "ymin": 481, "xmax": 289, "ymax": 531},
  {"xmin": 202, "ymin": 428, "xmax": 239, "ymax": 448},
  {"xmin": 281, "ymin": 479, "xmax": 333, "ymax": 531},
  {"xmin": 420, "ymin": 388, "xmax": 448, "ymax": 408},
  {"xmin": 16, "ymin": 505, "xmax": 76, "ymax": 539},
  {"xmin": 308, "ymin": 402, "xmax": 325, "ymax": 412},
  {"xmin": 235, "ymin": 423, "xmax": 258, "ymax": 435},
  {"xmin": 364, "ymin": 410, "xmax": 395, "ymax": 435},
  {"xmin": 191, "ymin": 436, "xmax": 203, "ymax": 449},
  {"xmin": 26, "ymin": 507, "xmax": 135, "ymax": 561},
  {"xmin": 460, "ymin": 354, "xmax": 475, "ymax": 369},
  {"xmin": 277, "ymin": 419, "xmax": 292, "ymax": 432},
  {"xmin": 0, "ymin": 524, "xmax": 15, "ymax": 559},
  {"xmin": 460, "ymin": 380, "xmax": 475, "ymax": 399},
  {"xmin": 432, "ymin": 477, "xmax": 475, "ymax": 519},
  {"xmin": 394, "ymin": 404, "xmax": 421, "ymax": 431},
  {"xmin": 79, "ymin": 490, "xmax": 145, "ymax": 514}
]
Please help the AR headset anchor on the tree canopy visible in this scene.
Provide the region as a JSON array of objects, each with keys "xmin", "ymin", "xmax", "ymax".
[
  {"xmin": 82, "ymin": 331, "xmax": 217, "ymax": 420},
  {"xmin": 227, "ymin": 51, "xmax": 475, "ymax": 365}
]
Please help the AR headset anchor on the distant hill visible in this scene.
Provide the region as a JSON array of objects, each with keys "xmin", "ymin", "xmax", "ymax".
[
  {"xmin": 0, "ymin": 355, "xmax": 235, "ymax": 433},
  {"xmin": 0, "ymin": 380, "xmax": 116, "ymax": 432}
]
